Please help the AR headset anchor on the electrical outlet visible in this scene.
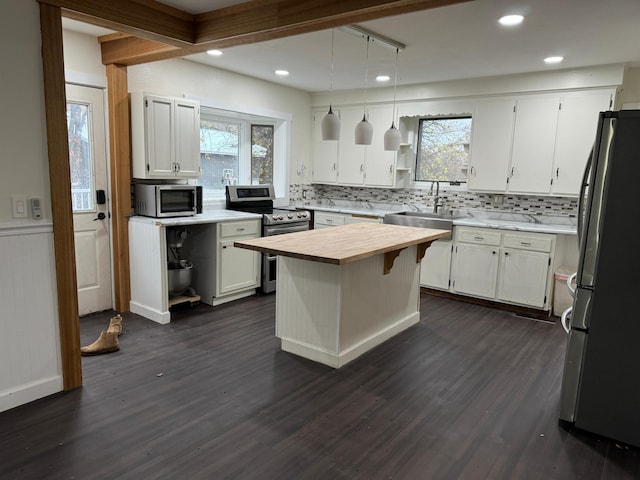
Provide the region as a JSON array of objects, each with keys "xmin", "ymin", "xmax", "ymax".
[{"xmin": 11, "ymin": 195, "xmax": 28, "ymax": 218}]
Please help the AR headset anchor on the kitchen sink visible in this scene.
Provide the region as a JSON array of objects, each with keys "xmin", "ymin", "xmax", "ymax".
[{"xmin": 382, "ymin": 211, "xmax": 457, "ymax": 234}]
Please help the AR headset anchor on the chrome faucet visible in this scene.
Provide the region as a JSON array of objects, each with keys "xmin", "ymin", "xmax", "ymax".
[{"xmin": 431, "ymin": 181, "xmax": 441, "ymax": 213}]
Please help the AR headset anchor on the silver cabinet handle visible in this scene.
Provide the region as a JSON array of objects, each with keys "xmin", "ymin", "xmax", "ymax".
[
  {"xmin": 333, "ymin": 163, "xmax": 337, "ymax": 171},
  {"xmin": 389, "ymin": 164, "xmax": 393, "ymax": 173},
  {"xmin": 520, "ymin": 241, "xmax": 531, "ymax": 246},
  {"xmin": 360, "ymin": 164, "xmax": 364, "ymax": 172},
  {"xmin": 236, "ymin": 228, "xmax": 245, "ymax": 232},
  {"xmin": 511, "ymin": 166, "xmax": 515, "ymax": 177},
  {"xmin": 474, "ymin": 236, "xmax": 484, "ymax": 241}
]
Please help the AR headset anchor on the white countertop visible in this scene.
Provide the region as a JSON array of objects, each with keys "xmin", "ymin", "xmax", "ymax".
[
  {"xmin": 129, "ymin": 210, "xmax": 262, "ymax": 226},
  {"xmin": 296, "ymin": 201, "xmax": 577, "ymax": 235}
]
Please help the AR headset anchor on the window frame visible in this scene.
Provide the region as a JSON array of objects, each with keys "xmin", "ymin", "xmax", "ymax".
[
  {"xmin": 414, "ymin": 114, "xmax": 472, "ymax": 187},
  {"xmin": 195, "ymin": 102, "xmax": 291, "ymax": 208}
]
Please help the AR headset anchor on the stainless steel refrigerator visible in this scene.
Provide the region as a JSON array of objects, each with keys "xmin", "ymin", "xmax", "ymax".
[{"xmin": 559, "ymin": 110, "xmax": 640, "ymax": 447}]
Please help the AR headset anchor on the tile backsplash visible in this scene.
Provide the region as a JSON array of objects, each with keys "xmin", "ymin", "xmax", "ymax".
[{"xmin": 289, "ymin": 184, "xmax": 578, "ymax": 217}]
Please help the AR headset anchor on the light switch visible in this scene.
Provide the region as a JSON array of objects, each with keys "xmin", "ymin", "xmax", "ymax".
[{"xmin": 11, "ymin": 195, "xmax": 28, "ymax": 218}]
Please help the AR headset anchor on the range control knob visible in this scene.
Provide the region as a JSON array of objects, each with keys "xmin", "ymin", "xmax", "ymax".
[{"xmin": 288, "ymin": 213, "xmax": 293, "ymax": 219}]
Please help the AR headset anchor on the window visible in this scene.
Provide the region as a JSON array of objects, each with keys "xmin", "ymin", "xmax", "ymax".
[
  {"xmin": 415, "ymin": 116, "xmax": 472, "ymax": 184},
  {"xmin": 67, "ymin": 101, "xmax": 94, "ymax": 212},
  {"xmin": 197, "ymin": 110, "xmax": 275, "ymax": 202}
]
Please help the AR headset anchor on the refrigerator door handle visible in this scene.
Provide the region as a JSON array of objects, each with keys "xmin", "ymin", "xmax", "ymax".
[
  {"xmin": 561, "ymin": 306, "xmax": 572, "ymax": 334},
  {"xmin": 577, "ymin": 148, "xmax": 593, "ymax": 243}
]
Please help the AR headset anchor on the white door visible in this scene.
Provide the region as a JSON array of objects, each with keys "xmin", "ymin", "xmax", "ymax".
[{"xmin": 66, "ymin": 84, "xmax": 113, "ymax": 316}]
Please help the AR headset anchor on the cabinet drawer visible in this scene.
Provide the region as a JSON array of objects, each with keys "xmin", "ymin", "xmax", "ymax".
[
  {"xmin": 314, "ymin": 211, "xmax": 346, "ymax": 227},
  {"xmin": 220, "ymin": 220, "xmax": 260, "ymax": 238},
  {"xmin": 456, "ymin": 228, "xmax": 501, "ymax": 246},
  {"xmin": 503, "ymin": 233, "xmax": 552, "ymax": 252}
]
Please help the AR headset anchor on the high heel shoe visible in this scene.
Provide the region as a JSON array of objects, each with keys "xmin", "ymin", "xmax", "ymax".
[
  {"xmin": 80, "ymin": 331, "xmax": 119, "ymax": 356},
  {"xmin": 106, "ymin": 314, "xmax": 123, "ymax": 336}
]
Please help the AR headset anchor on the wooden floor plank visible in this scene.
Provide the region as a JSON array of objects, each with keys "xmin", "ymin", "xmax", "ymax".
[{"xmin": 1, "ymin": 293, "xmax": 639, "ymax": 479}]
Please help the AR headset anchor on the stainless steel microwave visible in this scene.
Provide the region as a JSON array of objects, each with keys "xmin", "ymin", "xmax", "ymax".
[{"xmin": 134, "ymin": 184, "xmax": 202, "ymax": 218}]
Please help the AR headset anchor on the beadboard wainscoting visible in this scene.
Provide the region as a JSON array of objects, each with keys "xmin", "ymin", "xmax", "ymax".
[{"xmin": 0, "ymin": 222, "xmax": 62, "ymax": 412}]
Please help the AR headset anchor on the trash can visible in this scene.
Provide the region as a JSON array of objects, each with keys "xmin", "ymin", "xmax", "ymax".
[{"xmin": 553, "ymin": 267, "xmax": 574, "ymax": 316}]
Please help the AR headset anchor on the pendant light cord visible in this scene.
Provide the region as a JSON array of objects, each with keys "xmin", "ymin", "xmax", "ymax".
[
  {"xmin": 363, "ymin": 35, "xmax": 370, "ymax": 118},
  {"xmin": 392, "ymin": 48, "xmax": 399, "ymax": 124},
  {"xmin": 329, "ymin": 29, "xmax": 335, "ymax": 108}
]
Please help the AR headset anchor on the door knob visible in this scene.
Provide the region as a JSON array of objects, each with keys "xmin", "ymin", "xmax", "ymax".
[{"xmin": 93, "ymin": 212, "xmax": 106, "ymax": 221}]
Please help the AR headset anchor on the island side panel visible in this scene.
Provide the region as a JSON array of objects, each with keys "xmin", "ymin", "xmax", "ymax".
[
  {"xmin": 275, "ymin": 246, "xmax": 421, "ymax": 368},
  {"xmin": 129, "ymin": 219, "xmax": 170, "ymax": 324},
  {"xmin": 276, "ymin": 257, "xmax": 342, "ymax": 366},
  {"xmin": 338, "ymin": 246, "xmax": 420, "ymax": 365}
]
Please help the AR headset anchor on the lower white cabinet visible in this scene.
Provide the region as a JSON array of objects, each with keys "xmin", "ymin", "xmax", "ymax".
[
  {"xmin": 313, "ymin": 211, "xmax": 382, "ymax": 228},
  {"xmin": 215, "ymin": 220, "xmax": 261, "ymax": 301},
  {"xmin": 420, "ymin": 239, "xmax": 452, "ymax": 290},
  {"xmin": 452, "ymin": 242, "xmax": 500, "ymax": 299},
  {"xmin": 451, "ymin": 226, "xmax": 555, "ymax": 310}
]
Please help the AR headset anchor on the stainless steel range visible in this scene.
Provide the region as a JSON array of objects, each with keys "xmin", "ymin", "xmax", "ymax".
[{"xmin": 225, "ymin": 185, "xmax": 310, "ymax": 293}]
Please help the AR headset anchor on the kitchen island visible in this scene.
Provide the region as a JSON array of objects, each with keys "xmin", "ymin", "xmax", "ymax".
[{"xmin": 235, "ymin": 223, "xmax": 450, "ymax": 367}]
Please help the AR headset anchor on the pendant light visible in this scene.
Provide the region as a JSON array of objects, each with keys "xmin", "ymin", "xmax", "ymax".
[
  {"xmin": 384, "ymin": 48, "xmax": 402, "ymax": 151},
  {"xmin": 354, "ymin": 35, "xmax": 373, "ymax": 145},
  {"xmin": 321, "ymin": 29, "xmax": 340, "ymax": 141}
]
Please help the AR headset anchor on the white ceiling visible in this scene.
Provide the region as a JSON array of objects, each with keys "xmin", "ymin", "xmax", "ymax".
[{"xmin": 63, "ymin": 0, "xmax": 640, "ymax": 93}]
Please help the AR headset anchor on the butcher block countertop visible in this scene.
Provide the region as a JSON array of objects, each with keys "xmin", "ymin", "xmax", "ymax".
[{"xmin": 234, "ymin": 223, "xmax": 450, "ymax": 267}]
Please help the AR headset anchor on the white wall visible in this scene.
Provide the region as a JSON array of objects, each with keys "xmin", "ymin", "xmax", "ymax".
[
  {"xmin": 63, "ymin": 29, "xmax": 107, "ymax": 87},
  {"xmin": 0, "ymin": 0, "xmax": 63, "ymax": 412}
]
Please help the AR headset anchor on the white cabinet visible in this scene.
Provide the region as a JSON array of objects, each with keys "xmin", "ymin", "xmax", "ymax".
[
  {"xmin": 550, "ymin": 90, "xmax": 612, "ymax": 196},
  {"xmin": 468, "ymin": 99, "xmax": 515, "ymax": 192},
  {"xmin": 131, "ymin": 92, "xmax": 201, "ymax": 179},
  {"xmin": 345, "ymin": 214, "xmax": 381, "ymax": 224},
  {"xmin": 313, "ymin": 211, "xmax": 347, "ymax": 229},
  {"xmin": 451, "ymin": 228, "xmax": 501, "ymax": 299},
  {"xmin": 420, "ymin": 239, "xmax": 452, "ymax": 290},
  {"xmin": 508, "ymin": 96, "xmax": 560, "ymax": 194},
  {"xmin": 337, "ymin": 108, "xmax": 367, "ymax": 185},
  {"xmin": 451, "ymin": 226, "xmax": 555, "ymax": 310},
  {"xmin": 364, "ymin": 105, "xmax": 396, "ymax": 187},
  {"xmin": 216, "ymin": 220, "xmax": 261, "ymax": 299},
  {"xmin": 311, "ymin": 106, "xmax": 400, "ymax": 188},
  {"xmin": 311, "ymin": 110, "xmax": 339, "ymax": 183}
]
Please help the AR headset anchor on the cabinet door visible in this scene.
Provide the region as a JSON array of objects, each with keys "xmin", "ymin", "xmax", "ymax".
[
  {"xmin": 497, "ymin": 249, "xmax": 550, "ymax": 308},
  {"xmin": 468, "ymin": 99, "xmax": 515, "ymax": 192},
  {"xmin": 338, "ymin": 108, "xmax": 366, "ymax": 185},
  {"xmin": 508, "ymin": 96, "xmax": 559, "ymax": 194},
  {"xmin": 145, "ymin": 95, "xmax": 175, "ymax": 178},
  {"xmin": 312, "ymin": 110, "xmax": 339, "ymax": 183},
  {"xmin": 218, "ymin": 239, "xmax": 259, "ymax": 295},
  {"xmin": 452, "ymin": 243, "xmax": 499, "ymax": 299},
  {"xmin": 420, "ymin": 239, "xmax": 452, "ymax": 290},
  {"xmin": 174, "ymin": 98, "xmax": 201, "ymax": 178},
  {"xmin": 364, "ymin": 105, "xmax": 396, "ymax": 187},
  {"xmin": 551, "ymin": 91, "xmax": 612, "ymax": 196}
]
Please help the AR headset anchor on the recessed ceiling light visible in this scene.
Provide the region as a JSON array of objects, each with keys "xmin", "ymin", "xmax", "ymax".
[
  {"xmin": 376, "ymin": 75, "xmax": 391, "ymax": 82},
  {"xmin": 544, "ymin": 56, "xmax": 564, "ymax": 64},
  {"xmin": 499, "ymin": 14, "xmax": 524, "ymax": 26},
  {"xmin": 275, "ymin": 69, "xmax": 290, "ymax": 77},
  {"xmin": 206, "ymin": 49, "xmax": 223, "ymax": 56}
]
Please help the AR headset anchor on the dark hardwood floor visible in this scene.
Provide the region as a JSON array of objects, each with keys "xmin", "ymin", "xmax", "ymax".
[{"xmin": 1, "ymin": 293, "xmax": 638, "ymax": 479}]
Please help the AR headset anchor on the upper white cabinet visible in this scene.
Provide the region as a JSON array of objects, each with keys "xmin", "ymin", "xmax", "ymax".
[
  {"xmin": 131, "ymin": 92, "xmax": 201, "ymax": 180},
  {"xmin": 550, "ymin": 91, "xmax": 612, "ymax": 196},
  {"xmin": 468, "ymin": 99, "xmax": 516, "ymax": 192},
  {"xmin": 468, "ymin": 88, "xmax": 614, "ymax": 196},
  {"xmin": 508, "ymin": 95, "xmax": 560, "ymax": 194},
  {"xmin": 312, "ymin": 105, "xmax": 400, "ymax": 188},
  {"xmin": 311, "ymin": 110, "xmax": 339, "ymax": 183}
]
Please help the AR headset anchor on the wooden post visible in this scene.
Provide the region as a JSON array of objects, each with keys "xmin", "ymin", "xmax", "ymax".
[
  {"xmin": 106, "ymin": 64, "xmax": 132, "ymax": 313},
  {"xmin": 39, "ymin": 3, "xmax": 82, "ymax": 390}
]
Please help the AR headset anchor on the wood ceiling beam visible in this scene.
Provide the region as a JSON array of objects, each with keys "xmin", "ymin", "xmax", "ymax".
[
  {"xmin": 41, "ymin": 0, "xmax": 194, "ymax": 46},
  {"xmin": 93, "ymin": 0, "xmax": 473, "ymax": 66}
]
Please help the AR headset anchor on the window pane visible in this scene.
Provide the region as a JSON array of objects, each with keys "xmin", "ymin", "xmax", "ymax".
[
  {"xmin": 251, "ymin": 125, "xmax": 274, "ymax": 185},
  {"xmin": 416, "ymin": 117, "xmax": 471, "ymax": 183},
  {"xmin": 198, "ymin": 118, "xmax": 240, "ymax": 196},
  {"xmin": 67, "ymin": 102, "xmax": 94, "ymax": 212}
]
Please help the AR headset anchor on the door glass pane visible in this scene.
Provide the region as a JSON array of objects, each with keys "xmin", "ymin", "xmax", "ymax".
[
  {"xmin": 251, "ymin": 125, "xmax": 274, "ymax": 185},
  {"xmin": 67, "ymin": 102, "xmax": 94, "ymax": 211}
]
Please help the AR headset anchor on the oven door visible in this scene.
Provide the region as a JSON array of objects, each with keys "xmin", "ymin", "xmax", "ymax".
[{"xmin": 262, "ymin": 222, "xmax": 309, "ymax": 293}]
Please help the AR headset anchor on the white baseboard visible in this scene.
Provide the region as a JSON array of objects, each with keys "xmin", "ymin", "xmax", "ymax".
[{"xmin": 0, "ymin": 376, "xmax": 63, "ymax": 413}]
